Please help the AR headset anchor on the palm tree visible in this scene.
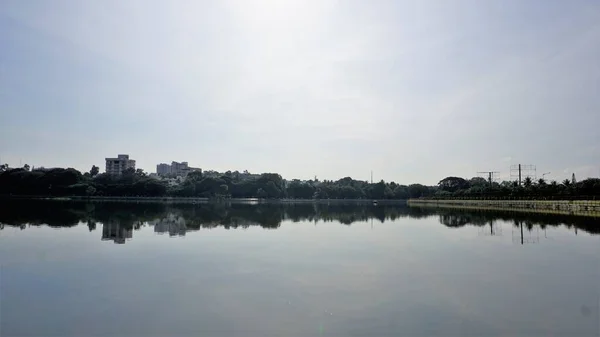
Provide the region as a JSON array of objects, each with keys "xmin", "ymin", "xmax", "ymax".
[
  {"xmin": 562, "ymin": 179, "xmax": 571, "ymax": 187},
  {"xmin": 523, "ymin": 177, "xmax": 533, "ymax": 188}
]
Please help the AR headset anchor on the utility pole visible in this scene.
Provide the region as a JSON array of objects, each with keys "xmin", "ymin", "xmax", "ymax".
[
  {"xmin": 477, "ymin": 171, "xmax": 500, "ymax": 186},
  {"xmin": 370, "ymin": 170, "xmax": 373, "ymax": 184},
  {"xmin": 511, "ymin": 164, "xmax": 536, "ymax": 186}
]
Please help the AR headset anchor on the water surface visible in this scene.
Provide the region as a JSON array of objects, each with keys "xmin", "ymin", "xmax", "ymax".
[{"xmin": 1, "ymin": 201, "xmax": 598, "ymax": 336}]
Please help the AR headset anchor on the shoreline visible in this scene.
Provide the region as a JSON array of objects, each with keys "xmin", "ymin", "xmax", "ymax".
[
  {"xmin": 0, "ymin": 195, "xmax": 408, "ymax": 205},
  {"xmin": 408, "ymin": 199, "xmax": 600, "ymax": 217}
]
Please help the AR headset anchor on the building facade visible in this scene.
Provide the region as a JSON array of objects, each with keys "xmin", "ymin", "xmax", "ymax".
[
  {"xmin": 171, "ymin": 161, "xmax": 189, "ymax": 176},
  {"xmin": 156, "ymin": 163, "xmax": 171, "ymax": 175},
  {"xmin": 156, "ymin": 161, "xmax": 199, "ymax": 177},
  {"xmin": 105, "ymin": 154, "xmax": 136, "ymax": 175}
]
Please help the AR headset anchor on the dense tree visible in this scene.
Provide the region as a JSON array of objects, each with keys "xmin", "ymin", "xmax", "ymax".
[
  {"xmin": 469, "ymin": 177, "xmax": 488, "ymax": 188},
  {"xmin": 219, "ymin": 184, "xmax": 229, "ymax": 196},
  {"xmin": 287, "ymin": 180, "xmax": 315, "ymax": 199},
  {"xmin": 90, "ymin": 165, "xmax": 100, "ymax": 177},
  {"xmin": 407, "ymin": 184, "xmax": 430, "ymax": 198},
  {"xmin": 523, "ymin": 177, "xmax": 533, "ymax": 188},
  {"xmin": 257, "ymin": 188, "xmax": 267, "ymax": 199},
  {"xmin": 122, "ymin": 167, "xmax": 136, "ymax": 175},
  {"xmin": 1, "ymin": 166, "xmax": 598, "ymax": 199},
  {"xmin": 438, "ymin": 177, "xmax": 469, "ymax": 192}
]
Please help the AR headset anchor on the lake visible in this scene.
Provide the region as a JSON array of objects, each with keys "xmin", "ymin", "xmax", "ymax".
[{"xmin": 0, "ymin": 201, "xmax": 598, "ymax": 337}]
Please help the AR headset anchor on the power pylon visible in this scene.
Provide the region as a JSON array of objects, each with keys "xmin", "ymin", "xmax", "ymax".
[
  {"xmin": 477, "ymin": 171, "xmax": 500, "ymax": 186},
  {"xmin": 510, "ymin": 164, "xmax": 536, "ymax": 186}
]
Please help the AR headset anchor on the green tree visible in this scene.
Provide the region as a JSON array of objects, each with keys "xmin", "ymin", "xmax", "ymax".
[
  {"xmin": 469, "ymin": 177, "xmax": 488, "ymax": 188},
  {"xmin": 86, "ymin": 185, "xmax": 97, "ymax": 196},
  {"xmin": 90, "ymin": 165, "xmax": 100, "ymax": 177},
  {"xmin": 438, "ymin": 177, "xmax": 469, "ymax": 192},
  {"xmin": 264, "ymin": 181, "xmax": 281, "ymax": 198},
  {"xmin": 219, "ymin": 184, "xmax": 229, "ymax": 196},
  {"xmin": 186, "ymin": 170, "xmax": 203, "ymax": 181},
  {"xmin": 393, "ymin": 185, "xmax": 409, "ymax": 199},
  {"xmin": 23, "ymin": 164, "xmax": 30, "ymax": 171},
  {"xmin": 370, "ymin": 180, "xmax": 387, "ymax": 199},
  {"xmin": 523, "ymin": 177, "xmax": 533, "ymax": 188},
  {"xmin": 257, "ymin": 188, "xmax": 267, "ymax": 199},
  {"xmin": 407, "ymin": 184, "xmax": 430, "ymax": 198}
]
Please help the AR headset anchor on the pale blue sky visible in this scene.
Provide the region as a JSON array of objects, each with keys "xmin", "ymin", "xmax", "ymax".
[{"xmin": 1, "ymin": 0, "xmax": 599, "ymax": 184}]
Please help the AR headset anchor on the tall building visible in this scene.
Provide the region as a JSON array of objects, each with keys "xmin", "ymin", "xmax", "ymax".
[
  {"xmin": 105, "ymin": 154, "xmax": 136, "ymax": 175},
  {"xmin": 156, "ymin": 163, "xmax": 171, "ymax": 175},
  {"xmin": 171, "ymin": 161, "xmax": 189, "ymax": 176},
  {"xmin": 156, "ymin": 161, "xmax": 198, "ymax": 177}
]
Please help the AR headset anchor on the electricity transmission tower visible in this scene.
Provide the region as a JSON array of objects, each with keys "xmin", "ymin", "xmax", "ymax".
[
  {"xmin": 512, "ymin": 221, "xmax": 540, "ymax": 245},
  {"xmin": 477, "ymin": 171, "xmax": 500, "ymax": 186},
  {"xmin": 478, "ymin": 220, "xmax": 503, "ymax": 237},
  {"xmin": 510, "ymin": 164, "xmax": 536, "ymax": 186}
]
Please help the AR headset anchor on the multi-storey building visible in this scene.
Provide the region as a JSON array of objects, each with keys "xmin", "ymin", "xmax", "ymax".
[
  {"xmin": 156, "ymin": 163, "xmax": 171, "ymax": 175},
  {"xmin": 105, "ymin": 154, "xmax": 136, "ymax": 175},
  {"xmin": 170, "ymin": 161, "xmax": 189, "ymax": 176},
  {"xmin": 156, "ymin": 161, "xmax": 199, "ymax": 177}
]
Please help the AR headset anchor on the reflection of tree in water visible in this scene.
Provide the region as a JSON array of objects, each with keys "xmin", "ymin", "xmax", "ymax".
[
  {"xmin": 0, "ymin": 201, "xmax": 598, "ymax": 236},
  {"xmin": 87, "ymin": 220, "xmax": 96, "ymax": 232},
  {"xmin": 0, "ymin": 201, "xmax": 84, "ymax": 228},
  {"xmin": 439, "ymin": 214, "xmax": 471, "ymax": 228},
  {"xmin": 412, "ymin": 206, "xmax": 599, "ymax": 235}
]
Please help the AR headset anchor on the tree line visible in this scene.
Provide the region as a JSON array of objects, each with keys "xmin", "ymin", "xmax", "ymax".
[
  {"xmin": 1, "ymin": 163, "xmax": 599, "ymax": 199},
  {"xmin": 0, "ymin": 164, "xmax": 432, "ymax": 199},
  {"xmin": 435, "ymin": 176, "xmax": 600, "ymax": 199}
]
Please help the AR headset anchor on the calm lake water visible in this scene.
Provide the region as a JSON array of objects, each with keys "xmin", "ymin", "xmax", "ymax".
[{"xmin": 1, "ymin": 201, "xmax": 598, "ymax": 337}]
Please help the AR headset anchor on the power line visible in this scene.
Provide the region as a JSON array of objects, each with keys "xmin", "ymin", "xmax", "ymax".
[
  {"xmin": 510, "ymin": 164, "xmax": 536, "ymax": 186},
  {"xmin": 477, "ymin": 171, "xmax": 500, "ymax": 185}
]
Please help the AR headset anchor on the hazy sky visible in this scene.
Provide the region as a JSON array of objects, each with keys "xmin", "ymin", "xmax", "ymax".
[{"xmin": 1, "ymin": 0, "xmax": 599, "ymax": 184}]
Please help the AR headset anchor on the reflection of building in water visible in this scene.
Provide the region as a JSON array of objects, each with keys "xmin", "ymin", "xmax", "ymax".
[
  {"xmin": 102, "ymin": 221, "xmax": 133, "ymax": 244},
  {"xmin": 151, "ymin": 213, "xmax": 187, "ymax": 237}
]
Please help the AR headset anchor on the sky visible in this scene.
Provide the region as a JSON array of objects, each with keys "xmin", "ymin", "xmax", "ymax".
[{"xmin": 1, "ymin": 0, "xmax": 599, "ymax": 185}]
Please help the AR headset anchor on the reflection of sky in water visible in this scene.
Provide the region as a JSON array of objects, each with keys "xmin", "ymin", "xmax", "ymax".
[{"xmin": 1, "ymin": 217, "xmax": 598, "ymax": 337}]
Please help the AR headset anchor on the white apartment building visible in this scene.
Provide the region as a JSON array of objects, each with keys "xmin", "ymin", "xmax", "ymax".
[
  {"xmin": 105, "ymin": 154, "xmax": 136, "ymax": 175},
  {"xmin": 171, "ymin": 161, "xmax": 189, "ymax": 176},
  {"xmin": 156, "ymin": 161, "xmax": 198, "ymax": 177},
  {"xmin": 156, "ymin": 163, "xmax": 171, "ymax": 175}
]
